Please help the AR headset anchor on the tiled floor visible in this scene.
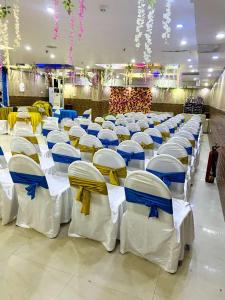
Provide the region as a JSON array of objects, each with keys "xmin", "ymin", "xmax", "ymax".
[{"xmin": 0, "ymin": 134, "xmax": 225, "ymax": 300}]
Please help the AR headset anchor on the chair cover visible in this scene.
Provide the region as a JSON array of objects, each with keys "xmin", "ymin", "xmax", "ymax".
[
  {"xmin": 69, "ymin": 126, "xmax": 87, "ymax": 147},
  {"xmin": 79, "ymin": 118, "xmax": 91, "ymax": 131},
  {"xmin": 68, "ymin": 161, "xmax": 125, "ymax": 251},
  {"xmin": 11, "ymin": 136, "xmax": 40, "ymax": 164},
  {"xmin": 83, "ymin": 109, "xmax": 92, "ymax": 120},
  {"xmin": 87, "ymin": 122, "xmax": 102, "ymax": 137},
  {"xmin": 13, "ymin": 127, "xmax": 40, "ymax": 152},
  {"xmin": 0, "ymin": 147, "xmax": 8, "ymax": 168},
  {"xmin": 126, "ymin": 123, "xmax": 141, "ymax": 136},
  {"xmin": 105, "ymin": 115, "xmax": 116, "ymax": 123},
  {"xmin": 47, "ymin": 130, "xmax": 70, "ymax": 149},
  {"xmin": 93, "ymin": 149, "xmax": 127, "ymax": 186},
  {"xmin": 97, "ymin": 129, "xmax": 119, "ymax": 150},
  {"xmin": 137, "ymin": 119, "xmax": 149, "ymax": 131},
  {"xmin": 102, "ymin": 120, "xmax": 115, "ymax": 130},
  {"xmin": 144, "ymin": 128, "xmax": 163, "ymax": 149},
  {"xmin": 131, "ymin": 132, "xmax": 154, "ymax": 159},
  {"xmin": 156, "ymin": 124, "xmax": 170, "ymax": 141},
  {"xmin": 79, "ymin": 134, "xmax": 103, "ymax": 162},
  {"xmin": 61, "ymin": 118, "xmax": 75, "ymax": 132},
  {"xmin": 0, "ymin": 120, "xmax": 8, "ymax": 134},
  {"xmin": 8, "ymin": 155, "xmax": 72, "ymax": 238},
  {"xmin": 114, "ymin": 126, "xmax": 131, "ymax": 142},
  {"xmin": 95, "ymin": 116, "xmax": 104, "ymax": 125},
  {"xmin": 120, "ymin": 170, "xmax": 194, "ymax": 273}
]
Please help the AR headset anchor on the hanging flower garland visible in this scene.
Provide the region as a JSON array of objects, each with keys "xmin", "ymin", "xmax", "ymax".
[
  {"xmin": 68, "ymin": 13, "xmax": 75, "ymax": 64},
  {"xmin": 63, "ymin": 0, "xmax": 74, "ymax": 15},
  {"xmin": 162, "ymin": 0, "xmax": 172, "ymax": 43},
  {"xmin": 13, "ymin": 0, "xmax": 21, "ymax": 48},
  {"xmin": 143, "ymin": 3, "xmax": 155, "ymax": 63},
  {"xmin": 78, "ymin": 0, "xmax": 86, "ymax": 40},
  {"xmin": 0, "ymin": 19, "xmax": 10, "ymax": 72},
  {"xmin": 53, "ymin": 0, "xmax": 60, "ymax": 39},
  {"xmin": 134, "ymin": 0, "xmax": 146, "ymax": 48}
]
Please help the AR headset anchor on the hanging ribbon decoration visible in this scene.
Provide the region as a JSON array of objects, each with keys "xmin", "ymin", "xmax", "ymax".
[
  {"xmin": 162, "ymin": 0, "xmax": 172, "ymax": 43},
  {"xmin": 13, "ymin": 0, "xmax": 21, "ymax": 48},
  {"xmin": 134, "ymin": 0, "xmax": 146, "ymax": 48},
  {"xmin": 78, "ymin": 0, "xmax": 86, "ymax": 40},
  {"xmin": 68, "ymin": 13, "xmax": 75, "ymax": 65},
  {"xmin": 143, "ymin": 2, "xmax": 155, "ymax": 63},
  {"xmin": 53, "ymin": 0, "xmax": 60, "ymax": 40}
]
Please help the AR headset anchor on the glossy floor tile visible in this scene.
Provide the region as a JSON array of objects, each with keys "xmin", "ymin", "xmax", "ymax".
[{"xmin": 0, "ymin": 134, "xmax": 225, "ymax": 300}]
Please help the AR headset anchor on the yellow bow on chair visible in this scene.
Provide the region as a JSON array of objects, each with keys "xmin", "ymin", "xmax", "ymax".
[
  {"xmin": 12, "ymin": 151, "xmax": 40, "ymax": 164},
  {"xmin": 140, "ymin": 142, "xmax": 154, "ymax": 150},
  {"xmin": 23, "ymin": 136, "xmax": 38, "ymax": 145},
  {"xmin": 189, "ymin": 140, "xmax": 195, "ymax": 148},
  {"xmin": 16, "ymin": 117, "xmax": 31, "ymax": 123},
  {"xmin": 178, "ymin": 156, "xmax": 188, "ymax": 165},
  {"xmin": 117, "ymin": 134, "xmax": 130, "ymax": 142},
  {"xmin": 69, "ymin": 176, "xmax": 108, "ymax": 215},
  {"xmin": 69, "ymin": 135, "xmax": 80, "ymax": 147},
  {"xmin": 161, "ymin": 131, "xmax": 170, "ymax": 141},
  {"xmin": 93, "ymin": 163, "xmax": 127, "ymax": 186},
  {"xmin": 64, "ymin": 126, "xmax": 71, "ymax": 132},
  {"xmin": 79, "ymin": 145, "xmax": 102, "ymax": 158}
]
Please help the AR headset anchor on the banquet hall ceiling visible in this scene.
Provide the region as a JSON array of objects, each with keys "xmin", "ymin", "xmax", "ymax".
[{"xmin": 3, "ymin": 0, "xmax": 225, "ymax": 87}]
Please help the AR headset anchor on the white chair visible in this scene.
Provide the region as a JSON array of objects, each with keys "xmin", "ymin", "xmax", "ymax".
[
  {"xmin": 168, "ymin": 136, "xmax": 193, "ymax": 159},
  {"xmin": 42, "ymin": 121, "xmax": 59, "ymax": 137},
  {"xmin": 151, "ymin": 115, "xmax": 161, "ymax": 125},
  {"xmin": 47, "ymin": 130, "xmax": 70, "ymax": 150},
  {"xmin": 157, "ymin": 143, "xmax": 189, "ymax": 171},
  {"xmin": 93, "ymin": 149, "xmax": 127, "ymax": 186},
  {"xmin": 62, "ymin": 118, "xmax": 75, "ymax": 132},
  {"xmin": 105, "ymin": 115, "xmax": 116, "ymax": 123},
  {"xmin": 69, "ymin": 126, "xmax": 86, "ymax": 148},
  {"xmin": 80, "ymin": 118, "xmax": 91, "ymax": 131},
  {"xmin": 115, "ymin": 118, "xmax": 127, "ymax": 126},
  {"xmin": 87, "ymin": 122, "xmax": 102, "ymax": 137},
  {"xmin": 0, "ymin": 146, "xmax": 7, "ymax": 168},
  {"xmin": 83, "ymin": 108, "xmax": 92, "ymax": 120},
  {"xmin": 120, "ymin": 170, "xmax": 194, "ymax": 273},
  {"xmin": 18, "ymin": 106, "xmax": 28, "ymax": 112},
  {"xmin": 68, "ymin": 161, "xmax": 125, "ymax": 251},
  {"xmin": 175, "ymin": 130, "xmax": 196, "ymax": 149},
  {"xmin": 52, "ymin": 143, "xmax": 81, "ymax": 174},
  {"xmin": 97, "ymin": 129, "xmax": 119, "ymax": 150},
  {"xmin": 79, "ymin": 134, "xmax": 103, "ymax": 162},
  {"xmin": 126, "ymin": 123, "xmax": 141, "ymax": 136},
  {"xmin": 0, "ymin": 120, "xmax": 8, "ymax": 134},
  {"xmin": 13, "ymin": 127, "xmax": 40, "ymax": 153},
  {"xmin": 137, "ymin": 119, "xmax": 149, "ymax": 132},
  {"xmin": 114, "ymin": 126, "xmax": 131, "ymax": 142},
  {"xmin": 95, "ymin": 116, "xmax": 104, "ymax": 125},
  {"xmin": 144, "ymin": 128, "xmax": 163, "ymax": 149},
  {"xmin": 146, "ymin": 154, "xmax": 187, "ymax": 200},
  {"xmin": 14, "ymin": 111, "xmax": 33, "ymax": 133},
  {"xmin": 146, "ymin": 117, "xmax": 154, "ymax": 128},
  {"xmin": 131, "ymin": 132, "xmax": 154, "ymax": 159},
  {"xmin": 156, "ymin": 124, "xmax": 170, "ymax": 142},
  {"xmin": 102, "ymin": 120, "xmax": 115, "ymax": 130},
  {"xmin": 8, "ymin": 155, "xmax": 72, "ymax": 238},
  {"xmin": 117, "ymin": 140, "xmax": 145, "ymax": 171}
]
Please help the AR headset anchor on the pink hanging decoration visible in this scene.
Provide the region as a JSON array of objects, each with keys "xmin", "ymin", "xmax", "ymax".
[
  {"xmin": 68, "ymin": 14, "xmax": 75, "ymax": 65},
  {"xmin": 78, "ymin": 0, "xmax": 86, "ymax": 40},
  {"xmin": 53, "ymin": 0, "xmax": 60, "ymax": 40}
]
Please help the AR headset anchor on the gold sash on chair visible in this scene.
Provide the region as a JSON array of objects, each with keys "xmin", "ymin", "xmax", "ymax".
[
  {"xmin": 69, "ymin": 176, "xmax": 108, "ymax": 215},
  {"xmin": 64, "ymin": 126, "xmax": 71, "ymax": 132},
  {"xmin": 117, "ymin": 134, "xmax": 130, "ymax": 142},
  {"xmin": 23, "ymin": 136, "xmax": 38, "ymax": 145},
  {"xmin": 140, "ymin": 142, "xmax": 154, "ymax": 150},
  {"xmin": 16, "ymin": 117, "xmax": 31, "ymax": 123},
  {"xmin": 178, "ymin": 156, "xmax": 188, "ymax": 165},
  {"xmin": 154, "ymin": 121, "xmax": 161, "ymax": 125},
  {"xmin": 12, "ymin": 151, "xmax": 40, "ymax": 164},
  {"xmin": 161, "ymin": 131, "xmax": 170, "ymax": 141},
  {"xmin": 189, "ymin": 140, "xmax": 195, "ymax": 148},
  {"xmin": 93, "ymin": 163, "xmax": 127, "ymax": 186},
  {"xmin": 69, "ymin": 135, "xmax": 80, "ymax": 147},
  {"xmin": 79, "ymin": 144, "xmax": 102, "ymax": 158}
]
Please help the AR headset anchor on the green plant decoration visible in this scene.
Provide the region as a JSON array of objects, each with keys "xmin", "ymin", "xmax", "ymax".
[
  {"xmin": 148, "ymin": 0, "xmax": 157, "ymax": 7},
  {"xmin": 0, "ymin": 5, "xmax": 11, "ymax": 19},
  {"xmin": 62, "ymin": 0, "xmax": 74, "ymax": 15}
]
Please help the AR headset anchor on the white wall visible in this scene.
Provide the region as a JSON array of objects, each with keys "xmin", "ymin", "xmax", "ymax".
[{"xmin": 209, "ymin": 70, "xmax": 225, "ymax": 112}]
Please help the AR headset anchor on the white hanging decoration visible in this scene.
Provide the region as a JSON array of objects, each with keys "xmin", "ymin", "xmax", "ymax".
[
  {"xmin": 143, "ymin": 4, "xmax": 155, "ymax": 63},
  {"xmin": 134, "ymin": 0, "xmax": 146, "ymax": 48},
  {"xmin": 162, "ymin": 0, "xmax": 172, "ymax": 43},
  {"xmin": 13, "ymin": 0, "xmax": 21, "ymax": 48}
]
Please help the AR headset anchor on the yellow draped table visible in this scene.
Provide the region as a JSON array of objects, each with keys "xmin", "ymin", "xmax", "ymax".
[
  {"xmin": 8, "ymin": 112, "xmax": 42, "ymax": 133},
  {"xmin": 0, "ymin": 107, "xmax": 13, "ymax": 120}
]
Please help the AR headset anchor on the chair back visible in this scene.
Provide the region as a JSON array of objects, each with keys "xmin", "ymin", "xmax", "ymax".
[
  {"xmin": 0, "ymin": 146, "xmax": 7, "ymax": 168},
  {"xmin": 11, "ymin": 136, "xmax": 40, "ymax": 164},
  {"xmin": 105, "ymin": 115, "xmax": 116, "ymax": 123},
  {"xmin": 114, "ymin": 126, "xmax": 130, "ymax": 142},
  {"xmin": 155, "ymin": 124, "xmax": 170, "ymax": 141},
  {"xmin": 47, "ymin": 130, "xmax": 70, "ymax": 149},
  {"xmin": 131, "ymin": 132, "xmax": 154, "ymax": 158},
  {"xmin": 79, "ymin": 134, "xmax": 103, "ymax": 162},
  {"xmin": 175, "ymin": 130, "xmax": 195, "ymax": 148},
  {"xmin": 144, "ymin": 128, "xmax": 163, "ymax": 149},
  {"xmin": 97, "ymin": 129, "xmax": 119, "ymax": 150},
  {"xmin": 79, "ymin": 118, "xmax": 91, "ymax": 131},
  {"xmin": 126, "ymin": 123, "xmax": 141, "ymax": 136},
  {"xmin": 102, "ymin": 120, "xmax": 115, "ymax": 130},
  {"xmin": 87, "ymin": 122, "xmax": 102, "ymax": 136}
]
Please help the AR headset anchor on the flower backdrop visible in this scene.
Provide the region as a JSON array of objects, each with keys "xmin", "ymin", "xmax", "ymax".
[{"xmin": 109, "ymin": 87, "xmax": 152, "ymax": 114}]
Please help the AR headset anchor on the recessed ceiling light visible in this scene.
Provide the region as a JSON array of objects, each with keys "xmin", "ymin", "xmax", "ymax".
[
  {"xmin": 193, "ymin": 77, "xmax": 198, "ymax": 81},
  {"xmin": 216, "ymin": 33, "xmax": 225, "ymax": 40},
  {"xmin": 176, "ymin": 24, "xmax": 183, "ymax": 29},
  {"xmin": 208, "ymin": 74, "xmax": 212, "ymax": 77},
  {"xmin": 187, "ymin": 58, "xmax": 192, "ymax": 62},
  {"xmin": 50, "ymin": 54, "xmax": 55, "ymax": 59},
  {"xmin": 212, "ymin": 55, "xmax": 219, "ymax": 60},
  {"xmin": 204, "ymin": 82, "xmax": 209, "ymax": 87},
  {"xmin": 116, "ymin": 75, "xmax": 119, "ymax": 79},
  {"xmin": 25, "ymin": 45, "xmax": 31, "ymax": 51},
  {"xmin": 131, "ymin": 59, "xmax": 136, "ymax": 64},
  {"xmin": 208, "ymin": 68, "xmax": 213, "ymax": 72},
  {"xmin": 180, "ymin": 40, "xmax": 187, "ymax": 46},
  {"xmin": 191, "ymin": 69, "xmax": 195, "ymax": 73},
  {"xmin": 86, "ymin": 65, "xmax": 90, "ymax": 69},
  {"xmin": 189, "ymin": 65, "xmax": 193, "ymax": 68},
  {"xmin": 47, "ymin": 7, "xmax": 55, "ymax": 14}
]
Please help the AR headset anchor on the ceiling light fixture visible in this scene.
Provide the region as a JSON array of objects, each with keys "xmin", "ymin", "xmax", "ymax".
[
  {"xmin": 180, "ymin": 40, "xmax": 187, "ymax": 46},
  {"xmin": 176, "ymin": 24, "xmax": 183, "ymax": 29},
  {"xmin": 216, "ymin": 33, "xmax": 225, "ymax": 40},
  {"xmin": 189, "ymin": 65, "xmax": 193, "ymax": 68},
  {"xmin": 131, "ymin": 59, "xmax": 136, "ymax": 64},
  {"xmin": 50, "ymin": 54, "xmax": 55, "ymax": 59},
  {"xmin": 25, "ymin": 45, "xmax": 31, "ymax": 51},
  {"xmin": 204, "ymin": 82, "xmax": 209, "ymax": 87},
  {"xmin": 47, "ymin": 7, "xmax": 55, "ymax": 14},
  {"xmin": 208, "ymin": 74, "xmax": 212, "ymax": 77},
  {"xmin": 187, "ymin": 58, "xmax": 192, "ymax": 62},
  {"xmin": 208, "ymin": 68, "xmax": 213, "ymax": 72},
  {"xmin": 86, "ymin": 65, "xmax": 90, "ymax": 69},
  {"xmin": 212, "ymin": 55, "xmax": 219, "ymax": 60}
]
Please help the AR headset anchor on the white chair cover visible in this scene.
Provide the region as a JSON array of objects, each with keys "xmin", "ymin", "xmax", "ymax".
[
  {"xmin": 114, "ymin": 126, "xmax": 131, "ymax": 142},
  {"xmin": 120, "ymin": 170, "xmax": 194, "ymax": 273},
  {"xmin": 97, "ymin": 129, "xmax": 119, "ymax": 150},
  {"xmin": 47, "ymin": 130, "xmax": 70, "ymax": 147},
  {"xmin": 102, "ymin": 120, "xmax": 115, "ymax": 130},
  {"xmin": 105, "ymin": 115, "xmax": 116, "ymax": 123},
  {"xmin": 68, "ymin": 161, "xmax": 125, "ymax": 251},
  {"xmin": 131, "ymin": 132, "xmax": 154, "ymax": 159},
  {"xmin": 144, "ymin": 128, "xmax": 162, "ymax": 149},
  {"xmin": 79, "ymin": 134, "xmax": 103, "ymax": 162},
  {"xmin": 0, "ymin": 120, "xmax": 8, "ymax": 134},
  {"xmin": 8, "ymin": 155, "xmax": 72, "ymax": 238}
]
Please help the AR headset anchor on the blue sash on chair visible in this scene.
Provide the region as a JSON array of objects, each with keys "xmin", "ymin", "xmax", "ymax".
[
  {"xmin": 125, "ymin": 187, "xmax": 173, "ymax": 218},
  {"xmin": 48, "ymin": 141, "xmax": 70, "ymax": 149},
  {"xmin": 193, "ymin": 133, "xmax": 199, "ymax": 141},
  {"xmin": 117, "ymin": 149, "xmax": 145, "ymax": 166},
  {"xmin": 149, "ymin": 124, "xmax": 154, "ymax": 128},
  {"xmin": 99, "ymin": 139, "xmax": 119, "ymax": 148},
  {"xmin": 10, "ymin": 171, "xmax": 48, "ymax": 200},
  {"xmin": 83, "ymin": 114, "xmax": 90, "ymax": 119},
  {"xmin": 151, "ymin": 136, "xmax": 163, "ymax": 144},
  {"xmin": 52, "ymin": 153, "xmax": 81, "ymax": 164},
  {"xmin": 80, "ymin": 124, "xmax": 88, "ymax": 130},
  {"xmin": 42, "ymin": 128, "xmax": 52, "ymax": 137},
  {"xmin": 169, "ymin": 128, "xmax": 175, "ymax": 134},
  {"xmin": 185, "ymin": 146, "xmax": 192, "ymax": 155},
  {"xmin": 0, "ymin": 147, "xmax": 4, "ymax": 156},
  {"xmin": 87, "ymin": 129, "xmax": 99, "ymax": 136},
  {"xmin": 129, "ymin": 130, "xmax": 140, "ymax": 136},
  {"xmin": 146, "ymin": 169, "xmax": 186, "ymax": 187}
]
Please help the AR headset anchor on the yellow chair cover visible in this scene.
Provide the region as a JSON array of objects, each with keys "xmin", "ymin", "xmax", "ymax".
[
  {"xmin": 16, "ymin": 117, "xmax": 31, "ymax": 123},
  {"xmin": 69, "ymin": 135, "xmax": 80, "ymax": 147},
  {"xmin": 161, "ymin": 131, "xmax": 170, "ymax": 140},
  {"xmin": 178, "ymin": 156, "xmax": 188, "ymax": 165},
  {"xmin": 0, "ymin": 107, "xmax": 13, "ymax": 120},
  {"xmin": 8, "ymin": 112, "xmax": 41, "ymax": 133},
  {"xmin": 32, "ymin": 101, "xmax": 52, "ymax": 116},
  {"xmin": 12, "ymin": 152, "xmax": 40, "ymax": 164},
  {"xmin": 140, "ymin": 142, "xmax": 154, "ymax": 150},
  {"xmin": 117, "ymin": 134, "xmax": 130, "ymax": 142},
  {"xmin": 94, "ymin": 163, "xmax": 127, "ymax": 186},
  {"xmin": 69, "ymin": 176, "xmax": 108, "ymax": 215}
]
